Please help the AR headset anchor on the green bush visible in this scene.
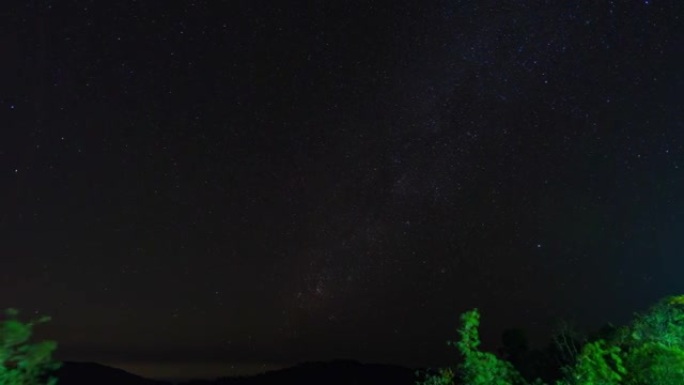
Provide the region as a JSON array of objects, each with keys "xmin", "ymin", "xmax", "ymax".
[
  {"xmin": 555, "ymin": 339, "xmax": 626, "ymax": 385},
  {"xmin": 0, "ymin": 308, "xmax": 61, "ymax": 385},
  {"xmin": 415, "ymin": 367, "xmax": 455, "ymax": 385},
  {"xmin": 622, "ymin": 342, "xmax": 684, "ymax": 385},
  {"xmin": 418, "ymin": 295, "xmax": 684, "ymax": 385},
  {"xmin": 417, "ymin": 294, "xmax": 684, "ymax": 385},
  {"xmin": 615, "ymin": 295, "xmax": 684, "ymax": 385},
  {"xmin": 414, "ymin": 309, "xmax": 531, "ymax": 385},
  {"xmin": 454, "ymin": 309, "xmax": 528, "ymax": 385},
  {"xmin": 619, "ymin": 295, "xmax": 684, "ymax": 349}
]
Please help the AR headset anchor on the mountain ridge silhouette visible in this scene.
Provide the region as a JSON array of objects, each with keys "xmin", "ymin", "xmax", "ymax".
[{"xmin": 53, "ymin": 359, "xmax": 426, "ymax": 385}]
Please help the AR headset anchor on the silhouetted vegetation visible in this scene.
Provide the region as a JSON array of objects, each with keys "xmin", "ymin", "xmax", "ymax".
[
  {"xmin": 5, "ymin": 294, "xmax": 684, "ymax": 385},
  {"xmin": 0, "ymin": 308, "xmax": 61, "ymax": 385},
  {"xmin": 419, "ymin": 294, "xmax": 684, "ymax": 385}
]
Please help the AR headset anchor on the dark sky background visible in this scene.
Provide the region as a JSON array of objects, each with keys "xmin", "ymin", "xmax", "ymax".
[{"xmin": 2, "ymin": 0, "xmax": 683, "ymax": 381}]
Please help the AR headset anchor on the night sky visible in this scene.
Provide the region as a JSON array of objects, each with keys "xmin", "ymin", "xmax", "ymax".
[{"xmin": 3, "ymin": 0, "xmax": 683, "ymax": 381}]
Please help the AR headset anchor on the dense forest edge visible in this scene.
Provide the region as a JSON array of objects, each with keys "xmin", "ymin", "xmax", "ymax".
[
  {"xmin": 414, "ymin": 294, "xmax": 684, "ymax": 385},
  {"xmin": 3, "ymin": 294, "xmax": 684, "ymax": 385}
]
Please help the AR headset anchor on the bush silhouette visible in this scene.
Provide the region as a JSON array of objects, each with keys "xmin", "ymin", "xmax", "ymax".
[
  {"xmin": 614, "ymin": 294, "xmax": 684, "ymax": 385},
  {"xmin": 0, "ymin": 308, "xmax": 61, "ymax": 385},
  {"xmin": 622, "ymin": 342, "xmax": 684, "ymax": 385},
  {"xmin": 414, "ymin": 309, "xmax": 531, "ymax": 385},
  {"xmin": 417, "ymin": 294, "xmax": 684, "ymax": 385},
  {"xmin": 555, "ymin": 339, "xmax": 626, "ymax": 385}
]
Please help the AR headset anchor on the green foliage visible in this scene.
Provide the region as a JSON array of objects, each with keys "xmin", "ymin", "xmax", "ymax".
[
  {"xmin": 621, "ymin": 342, "xmax": 684, "ymax": 385},
  {"xmin": 415, "ymin": 367, "xmax": 455, "ymax": 385},
  {"xmin": 417, "ymin": 294, "xmax": 684, "ymax": 385},
  {"xmin": 452, "ymin": 309, "xmax": 529, "ymax": 385},
  {"xmin": 0, "ymin": 308, "xmax": 61, "ymax": 385},
  {"xmin": 623, "ymin": 295, "xmax": 684, "ymax": 349},
  {"xmin": 556, "ymin": 339, "xmax": 626, "ymax": 385},
  {"xmin": 415, "ymin": 308, "xmax": 543, "ymax": 385},
  {"xmin": 612, "ymin": 295, "xmax": 684, "ymax": 385}
]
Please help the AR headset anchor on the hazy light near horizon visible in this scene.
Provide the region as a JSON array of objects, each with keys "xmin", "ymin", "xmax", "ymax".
[{"xmin": 104, "ymin": 361, "xmax": 291, "ymax": 381}]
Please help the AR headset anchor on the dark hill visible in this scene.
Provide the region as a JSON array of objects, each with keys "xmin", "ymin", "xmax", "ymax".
[
  {"xmin": 50, "ymin": 360, "xmax": 425, "ymax": 385},
  {"xmin": 53, "ymin": 361, "xmax": 171, "ymax": 385},
  {"xmin": 180, "ymin": 360, "xmax": 420, "ymax": 385}
]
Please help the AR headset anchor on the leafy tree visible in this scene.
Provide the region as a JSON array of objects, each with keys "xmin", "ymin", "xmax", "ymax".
[
  {"xmin": 613, "ymin": 294, "xmax": 684, "ymax": 385},
  {"xmin": 453, "ymin": 309, "xmax": 529, "ymax": 385},
  {"xmin": 555, "ymin": 339, "xmax": 626, "ymax": 385},
  {"xmin": 417, "ymin": 294, "xmax": 684, "ymax": 385},
  {"xmin": 415, "ymin": 367, "xmax": 456, "ymax": 385},
  {"xmin": 0, "ymin": 308, "xmax": 61, "ymax": 385},
  {"xmin": 621, "ymin": 295, "xmax": 684, "ymax": 349},
  {"xmin": 622, "ymin": 342, "xmax": 684, "ymax": 385}
]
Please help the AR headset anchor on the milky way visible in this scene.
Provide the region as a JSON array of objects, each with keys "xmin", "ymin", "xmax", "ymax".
[{"xmin": 2, "ymin": 0, "xmax": 683, "ymax": 379}]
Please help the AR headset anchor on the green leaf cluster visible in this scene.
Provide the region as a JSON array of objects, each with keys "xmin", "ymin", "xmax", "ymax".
[
  {"xmin": 416, "ymin": 294, "xmax": 684, "ymax": 385},
  {"xmin": 615, "ymin": 295, "xmax": 684, "ymax": 385},
  {"xmin": 453, "ymin": 309, "xmax": 528, "ymax": 385},
  {"xmin": 622, "ymin": 342, "xmax": 684, "ymax": 385},
  {"xmin": 555, "ymin": 339, "xmax": 626, "ymax": 385},
  {"xmin": 415, "ymin": 367, "xmax": 455, "ymax": 385},
  {"xmin": 0, "ymin": 309, "xmax": 61, "ymax": 385}
]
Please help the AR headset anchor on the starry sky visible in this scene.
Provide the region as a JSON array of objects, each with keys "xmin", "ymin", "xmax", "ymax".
[{"xmin": 2, "ymin": 0, "xmax": 683, "ymax": 381}]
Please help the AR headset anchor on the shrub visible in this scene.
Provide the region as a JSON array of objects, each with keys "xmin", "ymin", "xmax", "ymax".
[
  {"xmin": 621, "ymin": 342, "xmax": 684, "ymax": 385},
  {"xmin": 415, "ymin": 309, "xmax": 531, "ymax": 385},
  {"xmin": 454, "ymin": 309, "xmax": 528, "ymax": 385},
  {"xmin": 418, "ymin": 294, "xmax": 684, "ymax": 385},
  {"xmin": 415, "ymin": 367, "xmax": 455, "ymax": 385},
  {"xmin": 555, "ymin": 339, "xmax": 626, "ymax": 385},
  {"xmin": 613, "ymin": 295, "xmax": 684, "ymax": 385},
  {"xmin": 621, "ymin": 295, "xmax": 684, "ymax": 349},
  {"xmin": 0, "ymin": 308, "xmax": 61, "ymax": 385}
]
